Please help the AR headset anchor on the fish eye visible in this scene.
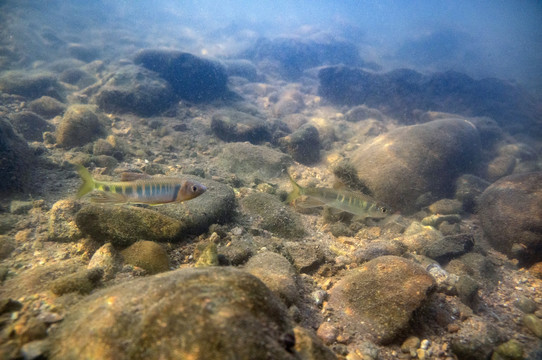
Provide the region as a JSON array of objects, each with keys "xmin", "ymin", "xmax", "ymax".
[
  {"xmin": 381, "ymin": 207, "xmax": 387, "ymax": 213},
  {"xmin": 192, "ymin": 185, "xmax": 198, "ymax": 192}
]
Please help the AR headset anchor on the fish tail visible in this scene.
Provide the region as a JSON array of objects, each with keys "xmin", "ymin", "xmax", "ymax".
[
  {"xmin": 76, "ymin": 165, "xmax": 95, "ymax": 198},
  {"xmin": 286, "ymin": 172, "xmax": 303, "ymax": 204}
]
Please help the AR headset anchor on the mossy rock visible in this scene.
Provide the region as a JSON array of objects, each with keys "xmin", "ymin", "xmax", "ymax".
[
  {"xmin": 121, "ymin": 240, "xmax": 170, "ymax": 274},
  {"xmin": 56, "ymin": 105, "xmax": 105, "ymax": 148}
]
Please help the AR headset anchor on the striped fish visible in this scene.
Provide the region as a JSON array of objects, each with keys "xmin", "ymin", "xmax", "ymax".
[
  {"xmin": 76, "ymin": 165, "xmax": 206, "ymax": 205},
  {"xmin": 286, "ymin": 172, "xmax": 390, "ymax": 218}
]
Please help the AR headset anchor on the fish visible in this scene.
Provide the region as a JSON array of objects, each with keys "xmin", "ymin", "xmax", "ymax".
[
  {"xmin": 286, "ymin": 172, "xmax": 390, "ymax": 218},
  {"xmin": 76, "ymin": 165, "xmax": 207, "ymax": 205}
]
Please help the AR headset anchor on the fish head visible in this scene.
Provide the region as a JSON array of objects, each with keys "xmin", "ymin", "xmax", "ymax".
[
  {"xmin": 369, "ymin": 202, "xmax": 392, "ymax": 218},
  {"xmin": 176, "ymin": 180, "xmax": 207, "ymax": 201}
]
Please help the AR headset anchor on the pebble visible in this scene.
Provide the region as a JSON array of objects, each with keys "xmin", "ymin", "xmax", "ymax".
[
  {"xmin": 316, "ymin": 322, "xmax": 338, "ymax": 345},
  {"xmin": 523, "ymin": 314, "xmax": 542, "ymax": 338},
  {"xmin": 514, "ymin": 295, "xmax": 537, "ymax": 314}
]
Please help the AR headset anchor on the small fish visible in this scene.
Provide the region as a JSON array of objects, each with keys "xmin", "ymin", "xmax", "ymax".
[
  {"xmin": 76, "ymin": 165, "xmax": 206, "ymax": 205},
  {"xmin": 286, "ymin": 172, "xmax": 390, "ymax": 218}
]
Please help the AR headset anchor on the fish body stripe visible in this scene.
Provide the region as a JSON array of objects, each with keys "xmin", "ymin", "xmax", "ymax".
[{"xmin": 172, "ymin": 184, "xmax": 181, "ymax": 201}]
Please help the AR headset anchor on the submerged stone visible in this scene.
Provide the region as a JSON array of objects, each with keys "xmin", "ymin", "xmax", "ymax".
[
  {"xmin": 328, "ymin": 256, "xmax": 435, "ymax": 344},
  {"xmin": 50, "ymin": 267, "xmax": 300, "ymax": 360},
  {"xmin": 0, "ymin": 117, "xmax": 33, "ymax": 193},
  {"xmin": 9, "ymin": 111, "xmax": 53, "ymax": 142},
  {"xmin": 121, "ymin": 240, "xmax": 170, "ymax": 274},
  {"xmin": 56, "ymin": 105, "xmax": 104, "ymax": 148},
  {"xmin": 211, "ymin": 109, "xmax": 271, "ymax": 143},
  {"xmin": 278, "ymin": 124, "xmax": 321, "ymax": 165}
]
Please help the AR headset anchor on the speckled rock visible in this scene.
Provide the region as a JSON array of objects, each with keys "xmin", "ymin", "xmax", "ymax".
[
  {"xmin": 350, "ymin": 118, "xmax": 481, "ymax": 214},
  {"xmin": 50, "ymin": 267, "xmax": 301, "ymax": 360},
  {"xmin": 328, "ymin": 256, "xmax": 435, "ymax": 344},
  {"xmin": 278, "ymin": 124, "xmax": 321, "ymax": 165},
  {"xmin": 134, "ymin": 49, "xmax": 229, "ymax": 102},
  {"xmin": 485, "ymin": 154, "xmax": 516, "ymax": 181},
  {"xmin": 211, "ymin": 109, "xmax": 271, "ymax": 143},
  {"xmin": 9, "ymin": 111, "xmax": 53, "ymax": 141},
  {"xmin": 478, "ymin": 172, "xmax": 542, "ymax": 265},
  {"xmin": 50, "ymin": 268, "xmax": 103, "ymax": 295},
  {"xmin": 245, "ymin": 251, "xmax": 298, "ymax": 306},
  {"xmin": 9, "ymin": 200, "xmax": 34, "ymax": 215},
  {"xmin": 283, "ymin": 241, "xmax": 326, "ymax": 274},
  {"xmin": 121, "ymin": 240, "xmax": 169, "ymax": 274},
  {"xmin": 217, "ymin": 142, "xmax": 292, "ymax": 182},
  {"xmin": 56, "ymin": 105, "xmax": 104, "ymax": 148},
  {"xmin": 88, "ymin": 243, "xmax": 123, "ymax": 280},
  {"xmin": 47, "ymin": 199, "xmax": 83, "ymax": 242},
  {"xmin": 428, "ymin": 199, "xmax": 463, "ymax": 215},
  {"xmin": 491, "ymin": 339, "xmax": 524, "ymax": 360},
  {"xmin": 92, "ymin": 65, "xmax": 175, "ymax": 116},
  {"xmin": 450, "ymin": 316, "xmax": 504, "ymax": 360},
  {"xmin": 76, "ymin": 204, "xmax": 184, "ymax": 246},
  {"xmin": 0, "ymin": 117, "xmax": 33, "ymax": 193},
  {"xmin": 241, "ymin": 192, "xmax": 305, "ymax": 239},
  {"xmin": 0, "ymin": 71, "xmax": 60, "ymax": 99},
  {"xmin": 454, "ymin": 174, "xmax": 490, "ymax": 213},
  {"xmin": 352, "ymin": 240, "xmax": 406, "ymax": 264},
  {"xmin": 28, "ymin": 96, "xmax": 65, "ymax": 118},
  {"xmin": 400, "ymin": 222, "xmax": 443, "ymax": 253}
]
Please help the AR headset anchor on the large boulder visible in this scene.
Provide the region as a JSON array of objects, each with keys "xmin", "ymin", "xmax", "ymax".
[
  {"xmin": 134, "ymin": 49, "xmax": 228, "ymax": 103},
  {"xmin": 318, "ymin": 67, "xmax": 542, "ymax": 133},
  {"xmin": 350, "ymin": 118, "xmax": 481, "ymax": 213},
  {"xmin": 241, "ymin": 37, "xmax": 367, "ymax": 80},
  {"xmin": 328, "ymin": 256, "xmax": 435, "ymax": 344},
  {"xmin": 0, "ymin": 117, "xmax": 33, "ymax": 193},
  {"xmin": 478, "ymin": 172, "xmax": 542, "ymax": 265},
  {"xmin": 92, "ymin": 65, "xmax": 175, "ymax": 116},
  {"xmin": 50, "ymin": 267, "xmax": 299, "ymax": 360}
]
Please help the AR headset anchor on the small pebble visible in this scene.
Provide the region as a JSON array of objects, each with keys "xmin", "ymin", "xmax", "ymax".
[
  {"xmin": 316, "ymin": 322, "xmax": 338, "ymax": 345},
  {"xmin": 420, "ymin": 339, "xmax": 431, "ymax": 350},
  {"xmin": 523, "ymin": 314, "xmax": 542, "ymax": 338}
]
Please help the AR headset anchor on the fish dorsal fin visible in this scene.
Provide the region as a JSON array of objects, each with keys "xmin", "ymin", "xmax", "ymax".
[{"xmin": 120, "ymin": 172, "xmax": 152, "ymax": 182}]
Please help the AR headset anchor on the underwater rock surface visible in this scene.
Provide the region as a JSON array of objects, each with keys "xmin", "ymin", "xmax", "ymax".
[
  {"xmin": 134, "ymin": 49, "xmax": 229, "ymax": 102},
  {"xmin": 328, "ymin": 256, "xmax": 435, "ymax": 344},
  {"xmin": 478, "ymin": 171, "xmax": 542, "ymax": 265},
  {"xmin": 0, "ymin": 117, "xmax": 33, "ymax": 193},
  {"xmin": 351, "ymin": 118, "xmax": 481, "ymax": 213},
  {"xmin": 319, "ymin": 67, "xmax": 542, "ymax": 134},
  {"xmin": 55, "ymin": 105, "xmax": 105, "ymax": 148},
  {"xmin": 93, "ymin": 65, "xmax": 175, "ymax": 116},
  {"xmin": 50, "ymin": 267, "xmax": 299, "ymax": 360}
]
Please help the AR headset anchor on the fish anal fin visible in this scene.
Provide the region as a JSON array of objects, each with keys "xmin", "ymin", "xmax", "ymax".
[
  {"xmin": 89, "ymin": 191, "xmax": 127, "ymax": 204},
  {"xmin": 120, "ymin": 172, "xmax": 152, "ymax": 182}
]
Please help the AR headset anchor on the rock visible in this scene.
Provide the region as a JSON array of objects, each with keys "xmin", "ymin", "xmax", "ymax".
[
  {"xmin": 350, "ymin": 118, "xmax": 481, "ymax": 213},
  {"xmin": 20, "ymin": 339, "xmax": 51, "ymax": 360},
  {"xmin": 478, "ymin": 172, "xmax": 542, "ymax": 265},
  {"xmin": 454, "ymin": 174, "xmax": 490, "ymax": 213},
  {"xmin": 240, "ymin": 192, "xmax": 305, "ymax": 239},
  {"xmin": 428, "ymin": 199, "xmax": 463, "ymax": 215},
  {"xmin": 293, "ymin": 326, "xmax": 337, "ymax": 360},
  {"xmin": 56, "ymin": 105, "xmax": 105, "ymax": 148},
  {"xmin": 455, "ymin": 275, "xmax": 480, "ymax": 308},
  {"xmin": 222, "ymin": 59, "xmax": 260, "ymax": 81},
  {"xmin": 491, "ymin": 339, "xmax": 524, "ymax": 360},
  {"xmin": 50, "ymin": 268, "xmax": 103, "ymax": 295},
  {"xmin": 0, "ymin": 213, "xmax": 19, "ymax": 234},
  {"xmin": 0, "ymin": 117, "xmax": 33, "ymax": 193},
  {"xmin": 216, "ymin": 142, "xmax": 292, "ymax": 183},
  {"xmin": 93, "ymin": 65, "xmax": 175, "ymax": 116},
  {"xmin": 67, "ymin": 43, "xmax": 99, "ymax": 62},
  {"xmin": 245, "ymin": 251, "xmax": 298, "ymax": 306},
  {"xmin": 121, "ymin": 240, "xmax": 170, "ymax": 274},
  {"xmin": 424, "ymin": 233, "xmax": 474, "ymax": 264},
  {"xmin": 401, "ymin": 336, "xmax": 421, "ymax": 354},
  {"xmin": 9, "ymin": 200, "xmax": 33, "ymax": 215},
  {"xmin": 0, "ymin": 71, "xmax": 60, "ymax": 99},
  {"xmin": 0, "ymin": 236, "xmax": 15, "ymax": 260},
  {"xmin": 450, "ymin": 316, "xmax": 504, "ymax": 360},
  {"xmin": 75, "ymin": 204, "xmax": 184, "ymax": 246},
  {"xmin": 485, "ymin": 154, "xmax": 516, "ymax": 181},
  {"xmin": 9, "ymin": 111, "xmax": 53, "ymax": 141},
  {"xmin": 278, "ymin": 124, "xmax": 321, "ymax": 165},
  {"xmin": 134, "ymin": 49, "xmax": 229, "ymax": 102},
  {"xmin": 47, "ymin": 199, "xmax": 83, "ymax": 242},
  {"xmin": 352, "ymin": 240, "xmax": 405, "ymax": 264},
  {"xmin": 401, "ymin": 222, "xmax": 443, "ymax": 254},
  {"xmin": 523, "ymin": 314, "xmax": 542, "ymax": 339},
  {"xmin": 318, "ymin": 67, "xmax": 542, "ymax": 134},
  {"xmin": 88, "ymin": 243, "xmax": 123, "ymax": 280},
  {"xmin": 218, "ymin": 235, "xmax": 256, "ymax": 265},
  {"xmin": 211, "ymin": 109, "xmax": 271, "ymax": 143},
  {"xmin": 273, "ymin": 89, "xmax": 305, "ymax": 117},
  {"xmin": 514, "ymin": 295, "xmax": 537, "ymax": 314},
  {"xmin": 194, "ymin": 242, "xmax": 219, "ymax": 267},
  {"xmin": 59, "ymin": 68, "xmax": 96, "ymax": 88},
  {"xmin": 345, "ymin": 105, "xmax": 385, "ymax": 122},
  {"xmin": 421, "ymin": 214, "xmax": 461, "ymax": 228},
  {"xmin": 50, "ymin": 267, "xmax": 301, "ymax": 360},
  {"xmin": 316, "ymin": 322, "xmax": 339, "ymax": 345},
  {"xmin": 328, "ymin": 256, "xmax": 435, "ymax": 344},
  {"xmin": 241, "ymin": 37, "xmax": 365, "ymax": 80}
]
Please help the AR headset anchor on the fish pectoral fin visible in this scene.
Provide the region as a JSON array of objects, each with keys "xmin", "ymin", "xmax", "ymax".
[
  {"xmin": 89, "ymin": 191, "xmax": 126, "ymax": 204},
  {"xmin": 120, "ymin": 172, "xmax": 152, "ymax": 181}
]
